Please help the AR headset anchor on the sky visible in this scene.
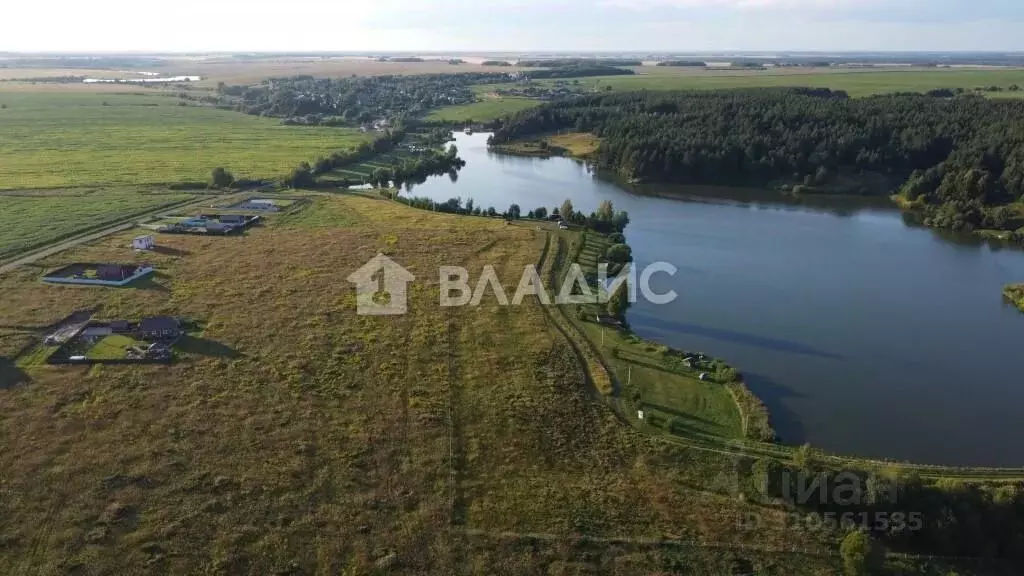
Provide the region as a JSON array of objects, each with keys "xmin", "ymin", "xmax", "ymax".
[{"xmin": 4, "ymin": 0, "xmax": 1024, "ymax": 53}]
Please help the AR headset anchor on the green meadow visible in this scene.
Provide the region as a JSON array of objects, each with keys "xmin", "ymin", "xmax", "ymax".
[
  {"xmin": 541, "ymin": 68, "xmax": 1024, "ymax": 97},
  {"xmin": 425, "ymin": 97, "xmax": 541, "ymax": 123},
  {"xmin": 0, "ymin": 188, "xmax": 195, "ymax": 260},
  {"xmin": 0, "ymin": 92, "xmax": 372, "ymax": 189}
]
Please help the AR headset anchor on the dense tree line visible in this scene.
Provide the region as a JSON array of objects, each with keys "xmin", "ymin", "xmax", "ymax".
[
  {"xmin": 519, "ymin": 66, "xmax": 634, "ymax": 80},
  {"xmin": 365, "ymin": 146, "xmax": 466, "ymax": 188},
  {"xmin": 750, "ymin": 456, "xmax": 1024, "ymax": 568},
  {"xmin": 655, "ymin": 60, "xmax": 706, "ymax": 67},
  {"xmin": 517, "ymin": 58, "xmax": 642, "ymax": 68},
  {"xmin": 491, "ymin": 89, "xmax": 1024, "ymax": 234},
  {"xmin": 282, "ymin": 131, "xmax": 404, "ymax": 188}
]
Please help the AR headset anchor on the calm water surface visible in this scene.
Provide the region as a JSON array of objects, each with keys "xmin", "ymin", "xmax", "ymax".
[{"xmin": 411, "ymin": 133, "xmax": 1024, "ymax": 466}]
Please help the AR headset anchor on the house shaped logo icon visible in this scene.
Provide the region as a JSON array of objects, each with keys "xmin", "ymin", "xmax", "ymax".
[{"xmin": 347, "ymin": 253, "xmax": 415, "ymax": 316}]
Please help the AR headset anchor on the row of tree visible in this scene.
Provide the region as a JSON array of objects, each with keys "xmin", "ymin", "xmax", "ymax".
[
  {"xmin": 490, "ymin": 89, "xmax": 1024, "ymax": 234},
  {"xmin": 750, "ymin": 453, "xmax": 1024, "ymax": 568},
  {"xmin": 364, "ymin": 146, "xmax": 465, "ymax": 188}
]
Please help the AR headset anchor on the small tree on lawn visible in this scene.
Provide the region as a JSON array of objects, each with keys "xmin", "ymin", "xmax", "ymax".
[
  {"xmin": 210, "ymin": 167, "xmax": 235, "ymax": 188},
  {"xmin": 840, "ymin": 530, "xmax": 882, "ymax": 576},
  {"xmin": 607, "ymin": 281, "xmax": 629, "ymax": 320}
]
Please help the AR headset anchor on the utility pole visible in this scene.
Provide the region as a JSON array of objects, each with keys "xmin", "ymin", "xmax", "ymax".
[{"xmin": 627, "ymin": 365, "xmax": 632, "ymax": 388}]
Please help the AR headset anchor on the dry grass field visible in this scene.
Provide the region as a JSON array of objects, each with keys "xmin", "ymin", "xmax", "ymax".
[
  {"xmin": 0, "ymin": 194, "xmax": 851, "ymax": 574},
  {"xmin": 159, "ymin": 57, "xmax": 525, "ymax": 87}
]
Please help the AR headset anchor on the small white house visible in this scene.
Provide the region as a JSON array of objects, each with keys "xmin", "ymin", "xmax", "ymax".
[{"xmin": 132, "ymin": 235, "xmax": 155, "ymax": 250}]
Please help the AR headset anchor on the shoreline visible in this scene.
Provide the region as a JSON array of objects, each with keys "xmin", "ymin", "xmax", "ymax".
[
  {"xmin": 490, "ymin": 131, "xmax": 1023, "ymax": 245},
  {"xmin": 544, "ymin": 225, "xmax": 1024, "ymax": 474},
  {"xmin": 1005, "ymin": 283, "xmax": 1024, "ymax": 312}
]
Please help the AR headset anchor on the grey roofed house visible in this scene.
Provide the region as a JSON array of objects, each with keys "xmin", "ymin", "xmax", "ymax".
[
  {"xmin": 96, "ymin": 264, "xmax": 129, "ymax": 281},
  {"xmin": 205, "ymin": 222, "xmax": 233, "ymax": 233},
  {"xmin": 219, "ymin": 214, "xmax": 246, "ymax": 224},
  {"xmin": 138, "ymin": 316, "xmax": 181, "ymax": 339},
  {"xmin": 110, "ymin": 320, "xmax": 131, "ymax": 332}
]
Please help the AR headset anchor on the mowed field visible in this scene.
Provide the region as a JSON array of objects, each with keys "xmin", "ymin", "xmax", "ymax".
[
  {"xmin": 0, "ymin": 91, "xmax": 372, "ymax": 189},
  {"xmin": 0, "ymin": 188, "xmax": 196, "ymax": 261},
  {"xmin": 163, "ymin": 57, "xmax": 527, "ymax": 87},
  {"xmin": 432, "ymin": 68, "xmax": 1024, "ymax": 123},
  {"xmin": 0, "ymin": 194, "xmax": 852, "ymax": 574},
  {"xmin": 543, "ymin": 67, "xmax": 1024, "ymax": 97},
  {"xmin": 425, "ymin": 97, "xmax": 540, "ymax": 123}
]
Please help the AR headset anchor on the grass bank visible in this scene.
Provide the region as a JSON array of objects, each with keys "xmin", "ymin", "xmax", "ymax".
[
  {"xmin": 491, "ymin": 131, "xmax": 601, "ymax": 159},
  {"xmin": 424, "ymin": 96, "xmax": 540, "ymax": 123}
]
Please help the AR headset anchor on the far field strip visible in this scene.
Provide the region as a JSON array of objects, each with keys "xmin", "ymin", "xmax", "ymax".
[
  {"xmin": 0, "ymin": 91, "xmax": 372, "ymax": 189},
  {"xmin": 0, "ymin": 194, "xmax": 234, "ymax": 274}
]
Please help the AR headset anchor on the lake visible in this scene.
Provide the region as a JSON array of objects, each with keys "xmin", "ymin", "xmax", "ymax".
[{"xmin": 410, "ymin": 132, "xmax": 1024, "ymax": 466}]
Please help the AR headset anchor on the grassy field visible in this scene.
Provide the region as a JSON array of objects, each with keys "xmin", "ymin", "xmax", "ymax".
[
  {"xmin": 0, "ymin": 91, "xmax": 372, "ymax": 189},
  {"xmin": 0, "ymin": 188, "xmax": 196, "ymax": 261},
  {"xmin": 536, "ymin": 67, "xmax": 1024, "ymax": 97},
  {"xmin": 0, "ymin": 193, "xmax": 866, "ymax": 574},
  {"xmin": 425, "ymin": 97, "xmax": 540, "ymax": 123}
]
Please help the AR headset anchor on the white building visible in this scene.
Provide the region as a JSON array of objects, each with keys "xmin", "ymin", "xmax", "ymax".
[{"xmin": 132, "ymin": 235, "xmax": 155, "ymax": 250}]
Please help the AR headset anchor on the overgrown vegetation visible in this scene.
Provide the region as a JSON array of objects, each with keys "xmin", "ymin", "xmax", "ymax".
[
  {"xmin": 1004, "ymin": 283, "xmax": 1024, "ymax": 312},
  {"xmin": 492, "ymin": 89, "xmax": 1024, "ymax": 235}
]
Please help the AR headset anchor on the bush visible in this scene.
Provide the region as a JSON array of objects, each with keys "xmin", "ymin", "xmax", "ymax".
[
  {"xmin": 840, "ymin": 530, "xmax": 882, "ymax": 576},
  {"xmin": 210, "ymin": 167, "xmax": 235, "ymax": 188}
]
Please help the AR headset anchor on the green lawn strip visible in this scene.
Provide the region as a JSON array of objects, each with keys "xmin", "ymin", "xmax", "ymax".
[
  {"xmin": 577, "ymin": 320, "xmax": 743, "ymax": 439},
  {"xmin": 15, "ymin": 344, "xmax": 60, "ymax": 368},
  {"xmin": 86, "ymin": 334, "xmax": 144, "ymax": 360},
  {"xmin": 425, "ymin": 97, "xmax": 542, "ymax": 123}
]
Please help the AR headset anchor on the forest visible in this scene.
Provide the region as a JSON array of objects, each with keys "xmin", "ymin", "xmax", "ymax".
[
  {"xmin": 490, "ymin": 89, "xmax": 1024, "ymax": 235},
  {"xmin": 655, "ymin": 60, "xmax": 707, "ymax": 67}
]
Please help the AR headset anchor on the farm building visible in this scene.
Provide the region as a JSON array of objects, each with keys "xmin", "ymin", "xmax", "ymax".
[
  {"xmin": 138, "ymin": 316, "xmax": 182, "ymax": 340},
  {"xmin": 238, "ymin": 199, "xmax": 281, "ymax": 211},
  {"xmin": 132, "ymin": 235, "xmax": 155, "ymax": 250}
]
